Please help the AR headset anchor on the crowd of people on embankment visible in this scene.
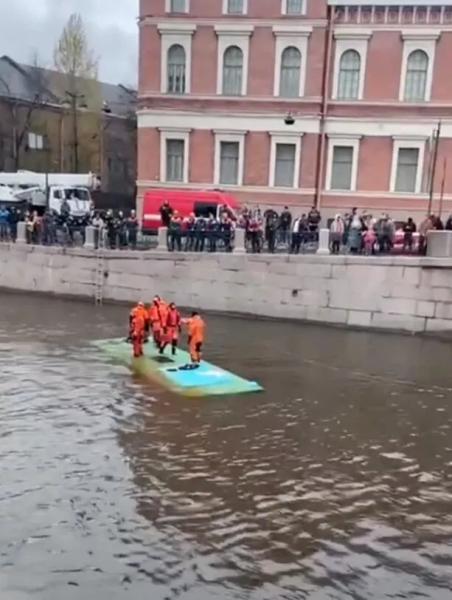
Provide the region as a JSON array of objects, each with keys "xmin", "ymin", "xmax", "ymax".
[
  {"xmin": 0, "ymin": 197, "xmax": 447, "ymax": 256},
  {"xmin": 0, "ymin": 199, "xmax": 139, "ymax": 249},
  {"xmin": 161, "ymin": 199, "xmax": 445, "ymax": 256}
]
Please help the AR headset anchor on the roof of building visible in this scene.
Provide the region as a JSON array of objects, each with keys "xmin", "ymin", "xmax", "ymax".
[{"xmin": 0, "ymin": 55, "xmax": 136, "ymax": 118}]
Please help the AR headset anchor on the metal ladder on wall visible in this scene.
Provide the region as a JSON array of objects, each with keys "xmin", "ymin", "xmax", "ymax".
[{"xmin": 94, "ymin": 230, "xmax": 105, "ymax": 305}]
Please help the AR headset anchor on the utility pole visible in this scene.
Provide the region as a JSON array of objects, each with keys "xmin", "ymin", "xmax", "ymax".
[
  {"xmin": 64, "ymin": 90, "xmax": 86, "ymax": 173},
  {"xmin": 427, "ymin": 120, "xmax": 441, "ymax": 216}
]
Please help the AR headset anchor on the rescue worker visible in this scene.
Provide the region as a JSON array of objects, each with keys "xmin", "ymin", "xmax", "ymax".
[
  {"xmin": 130, "ymin": 306, "xmax": 146, "ymax": 358},
  {"xmin": 182, "ymin": 311, "xmax": 206, "ymax": 367},
  {"xmin": 159, "ymin": 302, "xmax": 181, "ymax": 355},
  {"xmin": 149, "ymin": 296, "xmax": 163, "ymax": 346}
]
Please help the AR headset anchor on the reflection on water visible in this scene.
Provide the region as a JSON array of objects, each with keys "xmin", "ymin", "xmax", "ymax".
[{"xmin": 1, "ymin": 293, "xmax": 452, "ymax": 599}]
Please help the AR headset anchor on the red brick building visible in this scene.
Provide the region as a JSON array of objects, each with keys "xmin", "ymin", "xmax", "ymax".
[{"xmin": 138, "ymin": 0, "xmax": 452, "ymax": 220}]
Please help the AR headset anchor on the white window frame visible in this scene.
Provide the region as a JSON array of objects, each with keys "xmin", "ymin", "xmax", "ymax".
[
  {"xmin": 222, "ymin": 0, "xmax": 248, "ymax": 15},
  {"xmin": 214, "ymin": 130, "xmax": 246, "ymax": 187},
  {"xmin": 281, "ymin": 0, "xmax": 306, "ymax": 15},
  {"xmin": 215, "ymin": 25, "xmax": 254, "ymax": 96},
  {"xmin": 399, "ymin": 30, "xmax": 440, "ymax": 102},
  {"xmin": 159, "ymin": 128, "xmax": 191, "ymax": 184},
  {"xmin": 390, "ymin": 136, "xmax": 426, "ymax": 194},
  {"xmin": 273, "ymin": 26, "xmax": 312, "ymax": 98},
  {"xmin": 332, "ymin": 30, "xmax": 372, "ymax": 101},
  {"xmin": 326, "ymin": 135, "xmax": 361, "ymax": 192},
  {"xmin": 269, "ymin": 132, "xmax": 303, "ymax": 188},
  {"xmin": 165, "ymin": 0, "xmax": 189, "ymax": 13},
  {"xmin": 28, "ymin": 132, "xmax": 44, "ymax": 150},
  {"xmin": 158, "ymin": 24, "xmax": 196, "ymax": 94}
]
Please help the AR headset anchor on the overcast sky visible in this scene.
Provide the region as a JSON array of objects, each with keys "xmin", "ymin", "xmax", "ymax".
[{"xmin": 0, "ymin": 0, "xmax": 138, "ymax": 87}]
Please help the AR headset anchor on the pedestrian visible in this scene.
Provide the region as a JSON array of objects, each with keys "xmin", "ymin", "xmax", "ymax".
[
  {"xmin": 168, "ymin": 210, "xmax": 183, "ymax": 251},
  {"xmin": 117, "ymin": 211, "xmax": 128, "ymax": 249},
  {"xmin": 194, "ymin": 216, "xmax": 206, "ymax": 252},
  {"xmin": 347, "ymin": 209, "xmax": 363, "ymax": 254},
  {"xmin": 307, "ymin": 205, "xmax": 321, "ymax": 242},
  {"xmin": 219, "ymin": 213, "xmax": 233, "ymax": 252},
  {"xmin": 290, "ymin": 215, "xmax": 304, "ymax": 254},
  {"xmin": 105, "ymin": 210, "xmax": 117, "ymax": 249},
  {"xmin": 403, "ymin": 217, "xmax": 416, "ymax": 253},
  {"xmin": 329, "ymin": 214, "xmax": 344, "ymax": 254},
  {"xmin": 159, "ymin": 200, "xmax": 173, "ymax": 228},
  {"xmin": 248, "ymin": 215, "xmax": 261, "ymax": 253},
  {"xmin": 418, "ymin": 214, "xmax": 434, "ymax": 256},
  {"xmin": 0, "ymin": 205, "xmax": 10, "ymax": 241},
  {"xmin": 127, "ymin": 210, "xmax": 139, "ymax": 250},
  {"xmin": 279, "ymin": 206, "xmax": 292, "ymax": 246},
  {"xmin": 92, "ymin": 212, "xmax": 105, "ymax": 249},
  {"xmin": 207, "ymin": 214, "xmax": 218, "ymax": 253},
  {"xmin": 8, "ymin": 207, "xmax": 19, "ymax": 242},
  {"xmin": 363, "ymin": 226, "xmax": 376, "ymax": 255},
  {"xmin": 265, "ymin": 210, "xmax": 278, "ymax": 253}
]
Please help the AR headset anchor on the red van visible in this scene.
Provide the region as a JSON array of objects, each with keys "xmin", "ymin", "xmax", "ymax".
[{"xmin": 141, "ymin": 188, "xmax": 241, "ymax": 234}]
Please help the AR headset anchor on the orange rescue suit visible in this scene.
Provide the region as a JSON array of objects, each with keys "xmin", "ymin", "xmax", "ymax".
[
  {"xmin": 165, "ymin": 307, "xmax": 181, "ymax": 343},
  {"xmin": 186, "ymin": 315, "xmax": 206, "ymax": 363},
  {"xmin": 149, "ymin": 301, "xmax": 167, "ymax": 343},
  {"xmin": 130, "ymin": 313, "xmax": 145, "ymax": 358}
]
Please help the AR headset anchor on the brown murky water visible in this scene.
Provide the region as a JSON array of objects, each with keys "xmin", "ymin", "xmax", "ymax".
[{"xmin": 1, "ymin": 292, "xmax": 452, "ymax": 599}]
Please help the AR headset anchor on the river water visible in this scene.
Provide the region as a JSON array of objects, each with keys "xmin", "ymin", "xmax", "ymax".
[{"xmin": 1, "ymin": 293, "xmax": 452, "ymax": 599}]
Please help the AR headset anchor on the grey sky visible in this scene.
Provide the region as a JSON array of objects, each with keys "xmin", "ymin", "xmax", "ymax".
[{"xmin": 0, "ymin": 0, "xmax": 138, "ymax": 87}]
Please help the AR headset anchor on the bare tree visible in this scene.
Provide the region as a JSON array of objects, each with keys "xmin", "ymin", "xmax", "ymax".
[
  {"xmin": 54, "ymin": 13, "xmax": 98, "ymax": 81},
  {"xmin": 54, "ymin": 13, "xmax": 100, "ymax": 172}
]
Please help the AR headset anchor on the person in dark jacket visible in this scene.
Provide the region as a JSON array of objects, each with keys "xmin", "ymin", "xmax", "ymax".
[
  {"xmin": 159, "ymin": 200, "xmax": 173, "ymax": 228},
  {"xmin": 403, "ymin": 217, "xmax": 416, "ymax": 253},
  {"xmin": 194, "ymin": 217, "xmax": 207, "ymax": 252},
  {"xmin": 168, "ymin": 211, "xmax": 183, "ymax": 251},
  {"xmin": 279, "ymin": 207, "xmax": 292, "ymax": 245},
  {"xmin": 117, "ymin": 211, "xmax": 128, "ymax": 248},
  {"xmin": 207, "ymin": 214, "xmax": 219, "ymax": 253},
  {"xmin": 184, "ymin": 213, "xmax": 196, "ymax": 251},
  {"xmin": 127, "ymin": 210, "xmax": 139, "ymax": 249},
  {"xmin": 265, "ymin": 210, "xmax": 279, "ymax": 253}
]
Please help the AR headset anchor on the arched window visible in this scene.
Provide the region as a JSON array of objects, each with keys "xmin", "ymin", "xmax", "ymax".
[
  {"xmin": 167, "ymin": 44, "xmax": 186, "ymax": 94},
  {"xmin": 279, "ymin": 46, "xmax": 301, "ymax": 98},
  {"xmin": 337, "ymin": 49, "xmax": 361, "ymax": 100},
  {"xmin": 222, "ymin": 46, "xmax": 243, "ymax": 95},
  {"xmin": 404, "ymin": 50, "xmax": 428, "ymax": 102}
]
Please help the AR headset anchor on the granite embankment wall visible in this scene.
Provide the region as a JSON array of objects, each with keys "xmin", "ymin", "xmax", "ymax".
[{"xmin": 3, "ymin": 244, "xmax": 452, "ymax": 333}]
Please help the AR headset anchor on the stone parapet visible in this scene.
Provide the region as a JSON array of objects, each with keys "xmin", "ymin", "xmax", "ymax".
[{"xmin": 2, "ymin": 244, "xmax": 452, "ymax": 333}]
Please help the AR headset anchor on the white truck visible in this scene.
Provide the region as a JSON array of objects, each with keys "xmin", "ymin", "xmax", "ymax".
[{"xmin": 0, "ymin": 171, "xmax": 101, "ymax": 216}]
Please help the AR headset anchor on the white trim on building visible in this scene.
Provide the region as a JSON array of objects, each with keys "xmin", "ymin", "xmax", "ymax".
[
  {"xmin": 273, "ymin": 26, "xmax": 312, "ymax": 98},
  {"xmin": 389, "ymin": 136, "xmax": 426, "ymax": 194},
  {"xmin": 222, "ymin": 0, "xmax": 248, "ymax": 15},
  {"xmin": 158, "ymin": 24, "xmax": 196, "ymax": 94},
  {"xmin": 332, "ymin": 29, "xmax": 372, "ymax": 101},
  {"xmin": 281, "ymin": 0, "xmax": 307, "ymax": 15},
  {"xmin": 139, "ymin": 110, "xmax": 452, "ymax": 139},
  {"xmin": 215, "ymin": 25, "xmax": 254, "ymax": 96},
  {"xmin": 269, "ymin": 132, "xmax": 303, "ymax": 188},
  {"xmin": 159, "ymin": 127, "xmax": 191, "ymax": 183},
  {"xmin": 213, "ymin": 129, "xmax": 247, "ymax": 186},
  {"xmin": 326, "ymin": 134, "xmax": 361, "ymax": 192},
  {"xmin": 165, "ymin": 0, "xmax": 190, "ymax": 13},
  {"xmin": 399, "ymin": 30, "xmax": 440, "ymax": 102}
]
